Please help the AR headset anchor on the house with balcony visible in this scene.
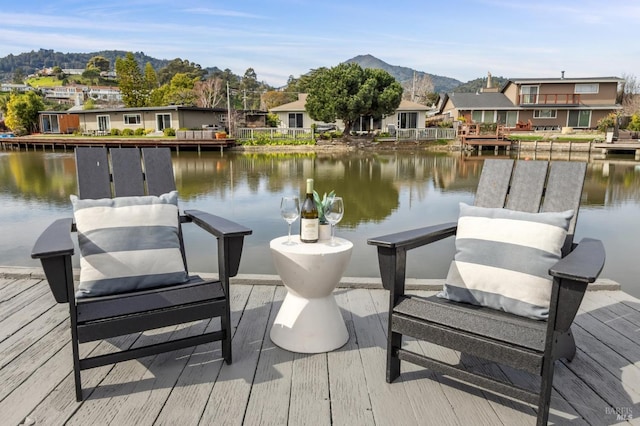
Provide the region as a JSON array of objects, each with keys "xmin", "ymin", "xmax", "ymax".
[
  {"xmin": 439, "ymin": 73, "xmax": 623, "ymax": 130},
  {"xmin": 270, "ymin": 93, "xmax": 430, "ymax": 133}
]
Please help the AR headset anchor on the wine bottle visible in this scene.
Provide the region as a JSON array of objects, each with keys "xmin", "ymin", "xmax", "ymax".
[{"xmin": 300, "ymin": 178, "xmax": 319, "ymax": 243}]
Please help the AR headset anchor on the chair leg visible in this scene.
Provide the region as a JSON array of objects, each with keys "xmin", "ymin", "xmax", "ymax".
[
  {"xmin": 222, "ymin": 311, "xmax": 232, "ymax": 364},
  {"xmin": 71, "ymin": 336, "xmax": 83, "ymax": 401},
  {"xmin": 386, "ymin": 331, "xmax": 402, "ymax": 383},
  {"xmin": 537, "ymin": 359, "xmax": 556, "ymax": 426}
]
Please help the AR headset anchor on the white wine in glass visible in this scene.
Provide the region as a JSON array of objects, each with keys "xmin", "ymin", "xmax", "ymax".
[{"xmin": 280, "ymin": 196, "xmax": 300, "ymax": 245}]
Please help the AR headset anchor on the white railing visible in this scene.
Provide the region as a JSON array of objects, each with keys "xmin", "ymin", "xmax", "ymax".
[
  {"xmin": 236, "ymin": 128, "xmax": 314, "ymax": 140},
  {"xmin": 236, "ymin": 127, "xmax": 457, "ymax": 141},
  {"xmin": 396, "ymin": 128, "xmax": 457, "ymax": 140}
]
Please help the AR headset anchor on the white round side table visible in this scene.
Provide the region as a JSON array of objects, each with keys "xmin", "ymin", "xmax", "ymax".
[{"xmin": 269, "ymin": 235, "xmax": 353, "ymax": 353}]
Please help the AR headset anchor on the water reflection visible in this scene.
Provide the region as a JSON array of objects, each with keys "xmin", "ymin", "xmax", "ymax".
[{"xmin": 1, "ymin": 149, "xmax": 639, "ymax": 296}]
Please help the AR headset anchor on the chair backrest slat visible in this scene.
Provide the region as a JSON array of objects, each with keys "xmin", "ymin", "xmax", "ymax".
[
  {"xmin": 505, "ymin": 160, "xmax": 548, "ymax": 212},
  {"xmin": 474, "ymin": 159, "xmax": 514, "ymax": 208},
  {"xmin": 543, "ymin": 161, "xmax": 587, "ymax": 253},
  {"xmin": 76, "ymin": 147, "xmax": 111, "ymax": 200},
  {"xmin": 110, "ymin": 148, "xmax": 145, "ymax": 197},
  {"xmin": 142, "ymin": 148, "xmax": 176, "ymax": 196}
]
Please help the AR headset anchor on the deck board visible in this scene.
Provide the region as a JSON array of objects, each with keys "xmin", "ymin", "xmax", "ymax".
[{"xmin": 1, "ymin": 278, "xmax": 638, "ymax": 425}]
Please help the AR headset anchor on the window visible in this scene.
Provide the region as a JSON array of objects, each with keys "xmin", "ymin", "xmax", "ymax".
[
  {"xmin": 124, "ymin": 114, "xmax": 141, "ymax": 125},
  {"xmin": 575, "ymin": 83, "xmax": 598, "ymax": 94},
  {"xmin": 41, "ymin": 114, "xmax": 60, "ymax": 133},
  {"xmin": 534, "ymin": 109, "xmax": 557, "ymax": 119},
  {"xmin": 288, "ymin": 113, "xmax": 303, "ymax": 128},
  {"xmin": 97, "ymin": 115, "xmax": 110, "ymax": 132},
  {"xmin": 521, "ymin": 85, "xmax": 538, "ymax": 104},
  {"xmin": 568, "ymin": 110, "xmax": 591, "ymax": 127},
  {"xmin": 156, "ymin": 113, "xmax": 171, "ymax": 131},
  {"xmin": 471, "ymin": 111, "xmax": 496, "ymax": 123},
  {"xmin": 398, "ymin": 112, "xmax": 418, "ymax": 129}
]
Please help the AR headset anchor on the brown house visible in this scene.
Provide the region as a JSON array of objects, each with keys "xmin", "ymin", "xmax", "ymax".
[{"xmin": 440, "ymin": 74, "xmax": 623, "ymax": 130}]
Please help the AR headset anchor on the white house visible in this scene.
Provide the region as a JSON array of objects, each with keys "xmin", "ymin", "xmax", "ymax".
[{"xmin": 270, "ymin": 94, "xmax": 429, "ymax": 132}]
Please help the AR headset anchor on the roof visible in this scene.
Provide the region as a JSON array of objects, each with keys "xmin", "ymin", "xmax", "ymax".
[
  {"xmin": 270, "ymin": 94, "xmax": 429, "ymax": 112},
  {"xmin": 38, "ymin": 105, "xmax": 227, "ymax": 114},
  {"xmin": 446, "ymin": 92, "xmax": 517, "ymax": 110},
  {"xmin": 509, "ymin": 76, "xmax": 623, "ymax": 84}
]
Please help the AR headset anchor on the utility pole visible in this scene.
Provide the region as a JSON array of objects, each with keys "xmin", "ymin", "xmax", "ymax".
[{"xmin": 226, "ymin": 82, "xmax": 232, "ymax": 135}]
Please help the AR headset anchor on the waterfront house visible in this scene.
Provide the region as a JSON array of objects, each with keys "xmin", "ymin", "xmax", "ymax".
[
  {"xmin": 270, "ymin": 93, "xmax": 430, "ymax": 132},
  {"xmin": 439, "ymin": 73, "xmax": 623, "ymax": 130},
  {"xmin": 39, "ymin": 105, "xmax": 228, "ymax": 134}
]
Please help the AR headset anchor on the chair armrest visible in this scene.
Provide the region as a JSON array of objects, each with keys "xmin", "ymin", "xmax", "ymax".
[
  {"xmin": 31, "ymin": 218, "xmax": 75, "ymax": 259},
  {"xmin": 367, "ymin": 222, "xmax": 457, "ymax": 251},
  {"xmin": 549, "ymin": 238, "xmax": 605, "ymax": 283},
  {"xmin": 183, "ymin": 210, "xmax": 252, "ymax": 238},
  {"xmin": 31, "ymin": 218, "xmax": 75, "ymax": 303}
]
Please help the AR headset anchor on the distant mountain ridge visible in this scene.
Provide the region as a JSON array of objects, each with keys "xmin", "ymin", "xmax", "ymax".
[{"xmin": 343, "ymin": 54, "xmax": 462, "ymax": 93}]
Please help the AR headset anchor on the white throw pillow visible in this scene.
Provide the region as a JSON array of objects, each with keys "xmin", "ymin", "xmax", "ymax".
[
  {"xmin": 439, "ymin": 203, "xmax": 573, "ymax": 320},
  {"xmin": 71, "ymin": 190, "xmax": 188, "ymax": 299}
]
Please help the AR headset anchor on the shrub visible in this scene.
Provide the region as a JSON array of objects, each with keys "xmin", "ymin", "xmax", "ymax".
[
  {"xmin": 597, "ymin": 113, "xmax": 617, "ymax": 132},
  {"xmin": 134, "ymin": 128, "xmax": 146, "ymax": 136},
  {"xmin": 627, "ymin": 114, "xmax": 640, "ymax": 132},
  {"xmin": 163, "ymin": 128, "xmax": 176, "ymax": 137},
  {"xmin": 121, "ymin": 128, "xmax": 134, "ymax": 136},
  {"xmin": 110, "ymin": 128, "xmax": 121, "ymax": 136}
]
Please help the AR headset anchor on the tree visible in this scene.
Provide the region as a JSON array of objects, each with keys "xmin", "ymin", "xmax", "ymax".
[
  {"xmin": 163, "ymin": 73, "xmax": 198, "ymax": 106},
  {"xmin": 12, "ymin": 68, "xmax": 25, "ymax": 84},
  {"xmin": 144, "ymin": 62, "xmax": 158, "ymax": 91},
  {"xmin": 82, "ymin": 66, "xmax": 101, "ymax": 85},
  {"xmin": 157, "ymin": 58, "xmax": 206, "ymax": 85},
  {"xmin": 306, "ymin": 63, "xmax": 403, "ymax": 135},
  {"xmin": 115, "ymin": 52, "xmax": 148, "ymax": 107},
  {"xmin": 239, "ymin": 68, "xmax": 261, "ymax": 110},
  {"xmin": 5, "ymin": 91, "xmax": 45, "ymax": 135},
  {"xmin": 262, "ymin": 90, "xmax": 294, "ymax": 110},
  {"xmin": 194, "ymin": 77, "xmax": 225, "ymax": 108},
  {"xmin": 87, "ymin": 56, "xmax": 110, "ymax": 72},
  {"xmin": 618, "ymin": 74, "xmax": 640, "ymax": 115},
  {"xmin": 402, "ymin": 73, "xmax": 436, "ymax": 106}
]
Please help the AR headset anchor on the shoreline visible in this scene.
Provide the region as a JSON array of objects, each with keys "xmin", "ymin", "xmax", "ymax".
[{"xmin": 0, "ymin": 265, "xmax": 622, "ymax": 292}]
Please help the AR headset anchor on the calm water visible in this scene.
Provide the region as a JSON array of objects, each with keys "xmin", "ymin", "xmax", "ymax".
[{"xmin": 1, "ymin": 149, "xmax": 639, "ymax": 296}]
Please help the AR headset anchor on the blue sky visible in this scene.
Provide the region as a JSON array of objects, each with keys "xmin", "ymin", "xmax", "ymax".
[{"xmin": 2, "ymin": 0, "xmax": 638, "ymax": 87}]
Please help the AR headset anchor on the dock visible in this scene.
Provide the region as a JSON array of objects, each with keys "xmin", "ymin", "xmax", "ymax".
[
  {"xmin": 1, "ymin": 267, "xmax": 638, "ymax": 425},
  {"xmin": 593, "ymin": 142, "xmax": 640, "ymax": 160},
  {"xmin": 0, "ymin": 136, "xmax": 238, "ymax": 153}
]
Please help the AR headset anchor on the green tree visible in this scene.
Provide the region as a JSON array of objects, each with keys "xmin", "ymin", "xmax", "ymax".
[
  {"xmin": 82, "ymin": 66, "xmax": 101, "ymax": 85},
  {"xmin": 163, "ymin": 73, "xmax": 198, "ymax": 106},
  {"xmin": 239, "ymin": 68, "xmax": 261, "ymax": 110},
  {"xmin": 306, "ymin": 63, "xmax": 403, "ymax": 135},
  {"xmin": 12, "ymin": 68, "xmax": 25, "ymax": 84},
  {"xmin": 144, "ymin": 62, "xmax": 158, "ymax": 91},
  {"xmin": 115, "ymin": 52, "xmax": 148, "ymax": 107},
  {"xmin": 157, "ymin": 58, "xmax": 206, "ymax": 85},
  {"xmin": 5, "ymin": 91, "xmax": 45, "ymax": 135},
  {"xmin": 87, "ymin": 55, "xmax": 110, "ymax": 72}
]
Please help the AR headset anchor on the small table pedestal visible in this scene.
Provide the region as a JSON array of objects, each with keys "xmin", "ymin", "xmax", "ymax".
[{"xmin": 269, "ymin": 236, "xmax": 353, "ymax": 353}]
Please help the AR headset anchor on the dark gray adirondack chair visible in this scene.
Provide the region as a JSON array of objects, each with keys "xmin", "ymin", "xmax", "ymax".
[
  {"xmin": 31, "ymin": 147, "xmax": 252, "ymax": 401},
  {"xmin": 367, "ymin": 159, "xmax": 605, "ymax": 425}
]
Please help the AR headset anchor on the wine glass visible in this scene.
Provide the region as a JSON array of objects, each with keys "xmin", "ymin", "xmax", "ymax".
[
  {"xmin": 280, "ymin": 196, "xmax": 300, "ymax": 245},
  {"xmin": 324, "ymin": 196, "xmax": 344, "ymax": 246}
]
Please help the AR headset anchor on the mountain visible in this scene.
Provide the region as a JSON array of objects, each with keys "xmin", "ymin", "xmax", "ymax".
[
  {"xmin": 453, "ymin": 76, "xmax": 509, "ymax": 93},
  {"xmin": 343, "ymin": 54, "xmax": 462, "ymax": 93}
]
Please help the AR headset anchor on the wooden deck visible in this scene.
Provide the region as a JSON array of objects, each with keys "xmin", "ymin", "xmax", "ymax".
[
  {"xmin": 0, "ymin": 137, "xmax": 237, "ymax": 152},
  {"xmin": 593, "ymin": 142, "xmax": 640, "ymax": 160},
  {"xmin": 1, "ymin": 272, "xmax": 639, "ymax": 425}
]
